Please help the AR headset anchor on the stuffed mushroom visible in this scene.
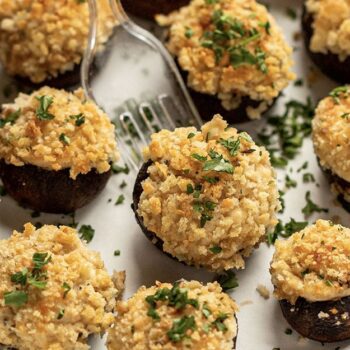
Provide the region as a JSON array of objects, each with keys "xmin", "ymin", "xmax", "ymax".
[
  {"xmin": 312, "ymin": 85, "xmax": 350, "ymax": 210},
  {"xmin": 0, "ymin": 223, "xmax": 124, "ymax": 349},
  {"xmin": 157, "ymin": 0, "xmax": 295, "ymax": 122},
  {"xmin": 133, "ymin": 115, "xmax": 280, "ymax": 272},
  {"xmin": 302, "ymin": 0, "xmax": 350, "ymax": 83},
  {"xmin": 121, "ymin": 0, "xmax": 190, "ymax": 20},
  {"xmin": 271, "ymin": 219, "xmax": 350, "ymax": 342},
  {"xmin": 107, "ymin": 280, "xmax": 238, "ymax": 350},
  {"xmin": 0, "ymin": 86, "xmax": 119, "ymax": 213},
  {"xmin": 0, "ymin": 0, "xmax": 115, "ymax": 86}
]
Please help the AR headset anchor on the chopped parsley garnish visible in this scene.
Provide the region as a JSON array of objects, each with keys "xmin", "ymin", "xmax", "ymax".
[
  {"xmin": 119, "ymin": 180, "xmax": 127, "ymax": 189},
  {"xmin": 62, "ymin": 282, "xmax": 71, "ymax": 298},
  {"xmin": 294, "ymin": 78, "xmax": 303, "ymax": 86},
  {"xmin": 203, "ymin": 176, "xmax": 220, "ymax": 184},
  {"xmin": 111, "ymin": 163, "xmax": 130, "ymax": 175},
  {"xmin": 258, "ymin": 98, "xmax": 314, "ymax": 167},
  {"xmin": 4, "ymin": 291, "xmax": 28, "ymax": 307},
  {"xmin": 202, "ymin": 304, "xmax": 212, "ymax": 318},
  {"xmin": 209, "ymin": 246, "xmax": 222, "ymax": 254},
  {"xmin": 212, "ymin": 313, "xmax": 228, "ymax": 332},
  {"xmin": 330, "ymin": 86, "xmax": 349, "ymax": 104},
  {"xmin": 57, "ymin": 309, "xmax": 65, "ymax": 319},
  {"xmin": 35, "ymin": 95, "xmax": 55, "ymax": 120},
  {"xmin": 185, "ymin": 27, "xmax": 194, "ymax": 39},
  {"xmin": 285, "ymin": 328, "xmax": 293, "ymax": 335},
  {"xmin": 59, "ymin": 133, "xmax": 70, "ymax": 145},
  {"xmin": 70, "ymin": 113, "xmax": 85, "ymax": 126},
  {"xmin": 0, "ymin": 109, "xmax": 21, "ymax": 128},
  {"xmin": 267, "ymin": 219, "xmax": 308, "ymax": 245},
  {"xmin": 200, "ymin": 9, "xmax": 268, "ymax": 73},
  {"xmin": 192, "ymin": 153, "xmax": 207, "ymax": 162},
  {"xmin": 193, "ymin": 200, "xmax": 217, "ymax": 227},
  {"xmin": 341, "ymin": 113, "xmax": 350, "ymax": 119},
  {"xmin": 217, "ymin": 270, "xmax": 239, "ymax": 291},
  {"xmin": 192, "ymin": 150, "xmax": 234, "ymax": 174},
  {"xmin": 297, "ymin": 161, "xmax": 308, "ymax": 172},
  {"xmin": 11, "ymin": 268, "xmax": 28, "ymax": 286},
  {"xmin": 285, "ymin": 175, "xmax": 297, "ymax": 189},
  {"xmin": 78, "ymin": 224, "xmax": 95, "ymax": 243},
  {"xmin": 114, "ymin": 250, "xmax": 121, "ymax": 256},
  {"xmin": 167, "ymin": 315, "xmax": 196, "ymax": 342},
  {"xmin": 6, "ymin": 252, "xmax": 51, "ymax": 307},
  {"xmin": 286, "ymin": 7, "xmax": 297, "ymax": 20},
  {"xmin": 303, "ymin": 173, "xmax": 315, "ymax": 183},
  {"xmin": 258, "ymin": 21, "xmax": 271, "ymax": 35},
  {"xmin": 302, "ymin": 191, "xmax": 328, "ymax": 217},
  {"xmin": 145, "ymin": 282, "xmax": 199, "ymax": 324},
  {"xmin": 115, "ymin": 194, "xmax": 125, "ymax": 205},
  {"xmin": 279, "ymin": 190, "xmax": 285, "ymax": 213},
  {"xmin": 218, "ymin": 137, "xmax": 241, "ymax": 156}
]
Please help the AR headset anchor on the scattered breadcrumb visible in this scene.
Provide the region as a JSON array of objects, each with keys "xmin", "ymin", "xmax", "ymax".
[{"xmin": 256, "ymin": 284, "xmax": 270, "ymax": 299}]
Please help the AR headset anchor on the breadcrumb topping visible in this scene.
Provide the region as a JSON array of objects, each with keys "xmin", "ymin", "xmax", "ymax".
[
  {"xmin": 0, "ymin": 86, "xmax": 119, "ymax": 179},
  {"xmin": 107, "ymin": 280, "xmax": 238, "ymax": 350},
  {"xmin": 271, "ymin": 220, "xmax": 350, "ymax": 304},
  {"xmin": 157, "ymin": 0, "xmax": 295, "ymax": 119},
  {"xmin": 0, "ymin": 0, "xmax": 115, "ymax": 83},
  {"xmin": 306, "ymin": 0, "xmax": 350, "ymax": 60},
  {"xmin": 0, "ymin": 223, "xmax": 121, "ymax": 350},
  {"xmin": 138, "ymin": 115, "xmax": 280, "ymax": 272},
  {"xmin": 312, "ymin": 88, "xmax": 350, "ymax": 183}
]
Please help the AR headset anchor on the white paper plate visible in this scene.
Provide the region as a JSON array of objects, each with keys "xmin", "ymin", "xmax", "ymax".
[{"xmin": 0, "ymin": 0, "xmax": 349, "ymax": 349}]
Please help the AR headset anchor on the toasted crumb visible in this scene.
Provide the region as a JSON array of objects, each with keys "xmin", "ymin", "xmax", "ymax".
[{"xmin": 256, "ymin": 284, "xmax": 270, "ymax": 299}]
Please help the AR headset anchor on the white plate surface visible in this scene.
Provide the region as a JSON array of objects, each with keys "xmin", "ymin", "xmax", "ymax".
[{"xmin": 0, "ymin": 0, "xmax": 349, "ymax": 349}]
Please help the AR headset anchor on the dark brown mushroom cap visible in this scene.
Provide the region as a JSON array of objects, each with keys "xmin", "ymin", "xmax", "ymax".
[
  {"xmin": 316, "ymin": 157, "xmax": 350, "ymax": 212},
  {"xmin": 121, "ymin": 0, "xmax": 190, "ymax": 20},
  {"xmin": 178, "ymin": 62, "xmax": 279, "ymax": 123},
  {"xmin": 0, "ymin": 160, "xmax": 111, "ymax": 214},
  {"xmin": 302, "ymin": 4, "xmax": 350, "ymax": 83},
  {"xmin": 280, "ymin": 296, "xmax": 350, "ymax": 343},
  {"xmin": 132, "ymin": 160, "xmax": 186, "ymax": 264}
]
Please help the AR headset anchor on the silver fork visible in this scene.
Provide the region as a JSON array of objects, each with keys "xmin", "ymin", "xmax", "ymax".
[{"xmin": 81, "ymin": 0, "xmax": 202, "ymax": 172}]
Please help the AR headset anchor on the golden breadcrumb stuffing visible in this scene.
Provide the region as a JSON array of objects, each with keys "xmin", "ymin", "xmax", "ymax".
[
  {"xmin": 138, "ymin": 115, "xmax": 280, "ymax": 272},
  {"xmin": 0, "ymin": 0, "xmax": 115, "ymax": 83},
  {"xmin": 107, "ymin": 280, "xmax": 238, "ymax": 350},
  {"xmin": 0, "ymin": 223, "xmax": 123, "ymax": 350},
  {"xmin": 271, "ymin": 220, "xmax": 350, "ymax": 304},
  {"xmin": 0, "ymin": 86, "xmax": 119, "ymax": 179},
  {"xmin": 306, "ymin": 0, "xmax": 350, "ymax": 60},
  {"xmin": 312, "ymin": 87, "xmax": 350, "ymax": 186},
  {"xmin": 157, "ymin": 0, "xmax": 295, "ymax": 119}
]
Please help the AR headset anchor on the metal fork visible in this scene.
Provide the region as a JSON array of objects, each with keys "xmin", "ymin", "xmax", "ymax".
[{"xmin": 81, "ymin": 0, "xmax": 202, "ymax": 171}]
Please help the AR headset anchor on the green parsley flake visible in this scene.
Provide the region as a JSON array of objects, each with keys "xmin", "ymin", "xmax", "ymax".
[
  {"xmin": 62, "ymin": 282, "xmax": 71, "ymax": 298},
  {"xmin": 114, "ymin": 250, "xmax": 121, "ymax": 256},
  {"xmin": 200, "ymin": 9, "xmax": 268, "ymax": 73},
  {"xmin": 79, "ymin": 224, "xmax": 95, "ymax": 243},
  {"xmin": 330, "ymin": 86, "xmax": 349, "ymax": 104},
  {"xmin": 70, "ymin": 113, "xmax": 85, "ymax": 126},
  {"xmin": 35, "ymin": 95, "xmax": 55, "ymax": 120},
  {"xmin": 167, "ymin": 316, "xmax": 196, "ymax": 342},
  {"xmin": 59, "ymin": 133, "xmax": 70, "ymax": 145},
  {"xmin": 217, "ymin": 270, "xmax": 239, "ymax": 291},
  {"xmin": 0, "ymin": 109, "xmax": 21, "ymax": 128},
  {"xmin": 267, "ymin": 219, "xmax": 308, "ymax": 245},
  {"xmin": 302, "ymin": 191, "xmax": 328, "ymax": 217},
  {"xmin": 115, "ymin": 194, "xmax": 125, "ymax": 205},
  {"xmin": 212, "ymin": 313, "xmax": 228, "ymax": 332},
  {"xmin": 57, "ymin": 309, "xmax": 65, "ymax": 319},
  {"xmin": 4, "ymin": 291, "xmax": 28, "ymax": 307},
  {"xmin": 185, "ymin": 27, "xmax": 194, "ymax": 39},
  {"xmin": 111, "ymin": 163, "xmax": 130, "ymax": 175},
  {"xmin": 209, "ymin": 246, "xmax": 222, "ymax": 254}
]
